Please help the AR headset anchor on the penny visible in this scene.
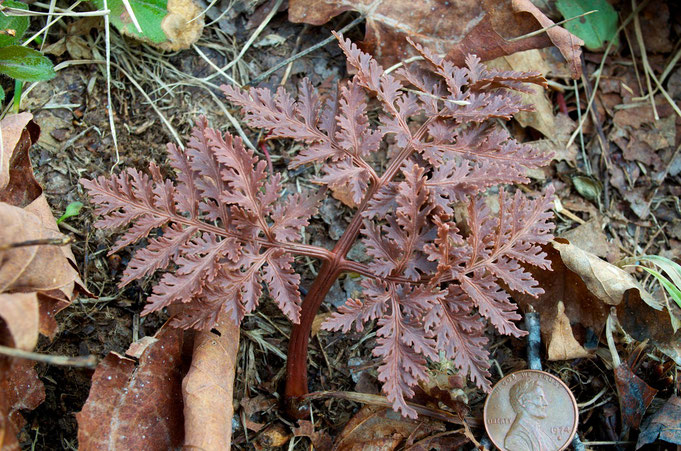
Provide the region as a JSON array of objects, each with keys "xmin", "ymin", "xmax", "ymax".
[{"xmin": 483, "ymin": 370, "xmax": 578, "ymax": 451}]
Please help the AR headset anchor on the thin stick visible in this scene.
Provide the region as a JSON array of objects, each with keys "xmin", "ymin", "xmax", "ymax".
[
  {"xmin": 120, "ymin": 0, "xmax": 142, "ymax": 33},
  {"xmin": 574, "ymin": 79, "xmax": 590, "ymax": 175},
  {"xmin": 605, "ymin": 309, "xmax": 621, "ymax": 368},
  {"xmin": 39, "ymin": 0, "xmax": 57, "ymax": 52},
  {"xmin": 631, "ymin": 0, "xmax": 658, "ymax": 120},
  {"xmin": 246, "ymin": 14, "xmax": 365, "ymax": 86},
  {"xmin": 192, "ymin": 44, "xmax": 241, "ymax": 86},
  {"xmin": 0, "ymin": 345, "xmax": 98, "ymax": 368},
  {"xmin": 0, "ymin": 236, "xmax": 73, "ymax": 252},
  {"xmin": 566, "ymin": 0, "xmax": 651, "ymax": 150},
  {"xmin": 102, "ymin": 0, "xmax": 120, "ymax": 169},
  {"xmin": 204, "ymin": 0, "xmax": 285, "ymax": 83},
  {"xmin": 507, "ymin": 10, "xmax": 597, "ymax": 42},
  {"xmin": 22, "ymin": 1, "xmax": 87, "ymax": 47},
  {"xmin": 303, "ymin": 390, "xmax": 465, "ymax": 425},
  {"xmin": 2, "ymin": 6, "xmax": 108, "ymax": 16}
]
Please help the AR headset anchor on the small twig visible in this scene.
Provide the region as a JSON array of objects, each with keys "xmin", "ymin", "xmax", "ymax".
[
  {"xmin": 507, "ymin": 10, "xmax": 597, "ymax": 42},
  {"xmin": 631, "ymin": 0, "xmax": 658, "ymax": 120},
  {"xmin": 525, "ymin": 310, "xmax": 542, "ymax": 370},
  {"xmin": 573, "ymin": 78, "xmax": 590, "ymax": 175},
  {"xmin": 102, "ymin": 0, "xmax": 120, "ymax": 168},
  {"xmin": 279, "ymin": 24, "xmax": 309, "ymax": 86},
  {"xmin": 566, "ymin": 0, "xmax": 651, "ymax": 150},
  {"xmin": 246, "ymin": 14, "xmax": 365, "ymax": 86},
  {"xmin": 0, "ymin": 236, "xmax": 73, "ymax": 252},
  {"xmin": 0, "ymin": 345, "xmax": 98, "ymax": 368},
  {"xmin": 120, "ymin": 0, "xmax": 142, "ymax": 33},
  {"xmin": 605, "ymin": 309, "xmax": 621, "ymax": 368},
  {"xmin": 204, "ymin": 0, "xmax": 285, "ymax": 83},
  {"xmin": 302, "ymin": 390, "xmax": 465, "ymax": 424}
]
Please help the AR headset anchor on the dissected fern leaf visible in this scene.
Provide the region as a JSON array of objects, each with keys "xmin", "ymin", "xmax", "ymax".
[{"xmin": 82, "ymin": 34, "xmax": 555, "ymax": 419}]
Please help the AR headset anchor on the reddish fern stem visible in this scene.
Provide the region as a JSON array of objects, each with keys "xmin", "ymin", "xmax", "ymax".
[{"xmin": 284, "ymin": 115, "xmax": 436, "ymax": 415}]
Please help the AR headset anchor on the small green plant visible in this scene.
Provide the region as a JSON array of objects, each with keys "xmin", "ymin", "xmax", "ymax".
[
  {"xmin": 56, "ymin": 201, "xmax": 83, "ymax": 225},
  {"xmin": 0, "ymin": 0, "xmax": 56, "ymax": 105},
  {"xmin": 622, "ymin": 255, "xmax": 681, "ymax": 330}
]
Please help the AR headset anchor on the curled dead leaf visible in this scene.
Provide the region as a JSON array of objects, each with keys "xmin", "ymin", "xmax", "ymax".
[{"xmin": 183, "ymin": 310, "xmax": 239, "ymax": 449}]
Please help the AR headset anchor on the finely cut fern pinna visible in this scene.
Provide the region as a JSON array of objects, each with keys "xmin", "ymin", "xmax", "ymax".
[{"xmin": 81, "ymin": 34, "xmax": 555, "ymax": 418}]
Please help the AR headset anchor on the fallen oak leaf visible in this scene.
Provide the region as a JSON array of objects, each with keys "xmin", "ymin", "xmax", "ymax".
[
  {"xmin": 76, "ymin": 324, "xmax": 185, "ymax": 450},
  {"xmin": 289, "ymin": 0, "xmax": 583, "ymax": 78}
]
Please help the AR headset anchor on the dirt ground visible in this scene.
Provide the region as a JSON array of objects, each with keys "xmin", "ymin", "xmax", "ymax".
[{"xmin": 7, "ymin": 0, "xmax": 681, "ymax": 449}]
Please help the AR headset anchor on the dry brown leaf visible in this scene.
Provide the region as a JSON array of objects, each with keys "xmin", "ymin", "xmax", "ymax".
[
  {"xmin": 182, "ymin": 310, "xmax": 239, "ymax": 450},
  {"xmin": 0, "ymin": 115, "xmax": 88, "ymax": 449},
  {"xmin": 552, "ymin": 239, "xmax": 658, "ymax": 309},
  {"xmin": 559, "ymin": 218, "xmax": 621, "ymax": 263},
  {"xmin": 0, "ymin": 114, "xmax": 86, "ymax": 339},
  {"xmin": 289, "ymin": 0, "xmax": 583, "ymax": 78},
  {"xmin": 636, "ymin": 396, "xmax": 681, "ymax": 449},
  {"xmin": 332, "ymin": 405, "xmax": 446, "ymax": 450},
  {"xmin": 515, "ymin": 239, "xmax": 681, "ymax": 363},
  {"xmin": 0, "ymin": 113, "xmax": 34, "ymax": 192},
  {"xmin": 76, "ymin": 325, "xmax": 185, "ymax": 450}
]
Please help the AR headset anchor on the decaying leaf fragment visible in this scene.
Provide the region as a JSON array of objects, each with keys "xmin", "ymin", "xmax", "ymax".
[
  {"xmin": 90, "ymin": 0, "xmax": 204, "ymax": 51},
  {"xmin": 76, "ymin": 325, "xmax": 185, "ymax": 450},
  {"xmin": 289, "ymin": 0, "xmax": 583, "ymax": 78},
  {"xmin": 332, "ymin": 405, "xmax": 448, "ymax": 450},
  {"xmin": 636, "ymin": 396, "xmax": 681, "ymax": 449}
]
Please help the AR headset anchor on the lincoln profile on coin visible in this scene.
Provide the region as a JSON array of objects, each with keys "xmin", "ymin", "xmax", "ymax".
[{"xmin": 504, "ymin": 378, "xmax": 557, "ymax": 451}]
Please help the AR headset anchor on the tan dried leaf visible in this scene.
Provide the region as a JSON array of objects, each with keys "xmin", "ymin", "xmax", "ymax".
[
  {"xmin": 183, "ymin": 310, "xmax": 239, "ymax": 449},
  {"xmin": 546, "ymin": 300, "xmax": 590, "ymax": 360},
  {"xmin": 0, "ymin": 113, "xmax": 34, "ymax": 192}
]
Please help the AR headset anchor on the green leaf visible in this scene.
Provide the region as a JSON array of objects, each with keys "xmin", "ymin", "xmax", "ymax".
[
  {"xmin": 56, "ymin": 201, "xmax": 83, "ymax": 225},
  {"xmin": 639, "ymin": 266, "xmax": 681, "ymax": 310},
  {"xmin": 556, "ymin": 0, "xmax": 619, "ymax": 51},
  {"xmin": 90, "ymin": 0, "xmax": 168, "ymax": 44},
  {"xmin": 0, "ymin": 0, "xmax": 29, "ymax": 47},
  {"xmin": 0, "ymin": 45, "xmax": 55, "ymax": 81},
  {"xmin": 637, "ymin": 255, "xmax": 681, "ymax": 294}
]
